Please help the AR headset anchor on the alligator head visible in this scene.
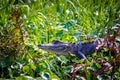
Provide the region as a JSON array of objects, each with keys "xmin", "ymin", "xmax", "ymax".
[{"xmin": 38, "ymin": 40, "xmax": 76, "ymax": 55}]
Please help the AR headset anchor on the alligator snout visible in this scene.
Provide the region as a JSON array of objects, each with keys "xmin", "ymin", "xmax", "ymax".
[{"xmin": 38, "ymin": 44, "xmax": 42, "ymax": 47}]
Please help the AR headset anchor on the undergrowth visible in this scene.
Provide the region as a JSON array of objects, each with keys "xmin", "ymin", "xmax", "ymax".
[{"xmin": 0, "ymin": 0, "xmax": 120, "ymax": 80}]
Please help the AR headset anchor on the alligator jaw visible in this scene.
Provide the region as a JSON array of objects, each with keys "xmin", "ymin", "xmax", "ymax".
[
  {"xmin": 38, "ymin": 44, "xmax": 67, "ymax": 51},
  {"xmin": 38, "ymin": 40, "xmax": 75, "ymax": 55}
]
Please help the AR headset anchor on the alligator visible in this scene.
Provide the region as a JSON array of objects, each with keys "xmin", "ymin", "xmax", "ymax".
[
  {"xmin": 38, "ymin": 24, "xmax": 120, "ymax": 59},
  {"xmin": 38, "ymin": 39, "xmax": 120, "ymax": 59}
]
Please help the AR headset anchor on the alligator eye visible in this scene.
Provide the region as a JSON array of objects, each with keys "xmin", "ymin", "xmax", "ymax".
[
  {"xmin": 52, "ymin": 40, "xmax": 60, "ymax": 44},
  {"xmin": 69, "ymin": 42, "xmax": 74, "ymax": 45},
  {"xmin": 52, "ymin": 40, "xmax": 63, "ymax": 44}
]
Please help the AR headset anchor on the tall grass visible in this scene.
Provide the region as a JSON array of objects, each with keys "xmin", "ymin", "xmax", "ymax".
[
  {"xmin": 27, "ymin": 0, "xmax": 120, "ymax": 43},
  {"xmin": 0, "ymin": 0, "xmax": 120, "ymax": 79}
]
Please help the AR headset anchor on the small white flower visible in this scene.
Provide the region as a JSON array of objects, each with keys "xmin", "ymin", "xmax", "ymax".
[{"xmin": 66, "ymin": 9, "xmax": 70, "ymax": 14}]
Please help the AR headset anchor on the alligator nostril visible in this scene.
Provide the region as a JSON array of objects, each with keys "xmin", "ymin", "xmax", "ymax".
[{"xmin": 38, "ymin": 44, "xmax": 41, "ymax": 47}]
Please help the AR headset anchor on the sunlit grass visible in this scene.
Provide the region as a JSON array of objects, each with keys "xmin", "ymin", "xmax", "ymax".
[
  {"xmin": 27, "ymin": 0, "xmax": 120, "ymax": 80},
  {"xmin": 0, "ymin": 0, "xmax": 120, "ymax": 80}
]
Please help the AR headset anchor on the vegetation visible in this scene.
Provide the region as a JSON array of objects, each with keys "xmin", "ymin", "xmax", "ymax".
[{"xmin": 0, "ymin": 0, "xmax": 120, "ymax": 80}]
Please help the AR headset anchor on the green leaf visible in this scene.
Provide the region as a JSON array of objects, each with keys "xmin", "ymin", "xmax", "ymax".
[
  {"xmin": 16, "ymin": 75, "xmax": 34, "ymax": 80},
  {"xmin": 57, "ymin": 55, "xmax": 68, "ymax": 64},
  {"xmin": 0, "ymin": 78, "xmax": 6, "ymax": 80},
  {"xmin": 16, "ymin": 76, "xmax": 28, "ymax": 80},
  {"xmin": 64, "ymin": 66, "xmax": 73, "ymax": 74},
  {"xmin": 0, "ymin": 57, "xmax": 12, "ymax": 67},
  {"xmin": 35, "ymin": 66, "xmax": 40, "ymax": 73},
  {"xmin": 22, "ymin": 65, "xmax": 29, "ymax": 73}
]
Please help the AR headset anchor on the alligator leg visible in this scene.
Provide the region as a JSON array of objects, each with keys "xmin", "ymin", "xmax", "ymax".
[
  {"xmin": 70, "ymin": 52, "xmax": 87, "ymax": 80},
  {"xmin": 77, "ymin": 51, "xmax": 86, "ymax": 59}
]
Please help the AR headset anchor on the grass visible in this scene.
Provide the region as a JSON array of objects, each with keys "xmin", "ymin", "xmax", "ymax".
[{"xmin": 0, "ymin": 0, "xmax": 120, "ymax": 80}]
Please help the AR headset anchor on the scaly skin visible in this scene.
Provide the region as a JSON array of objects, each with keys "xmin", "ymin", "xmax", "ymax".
[{"xmin": 38, "ymin": 39, "xmax": 119, "ymax": 59}]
